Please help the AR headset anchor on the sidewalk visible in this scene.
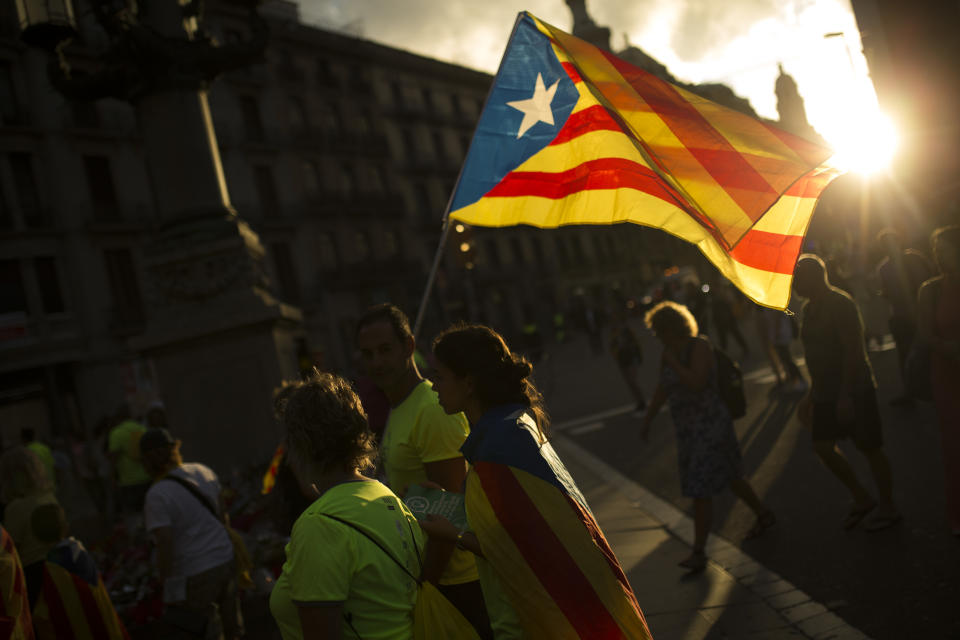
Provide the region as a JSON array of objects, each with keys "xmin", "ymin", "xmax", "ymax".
[{"xmin": 553, "ymin": 432, "xmax": 870, "ymax": 640}]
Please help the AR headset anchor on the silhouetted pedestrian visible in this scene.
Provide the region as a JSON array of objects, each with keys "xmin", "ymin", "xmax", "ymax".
[
  {"xmin": 916, "ymin": 225, "xmax": 960, "ymax": 536},
  {"xmin": 710, "ymin": 282, "xmax": 750, "ymax": 357},
  {"xmin": 793, "ymin": 255, "xmax": 901, "ymax": 532},
  {"xmin": 875, "ymin": 228, "xmax": 934, "ymax": 407},
  {"xmin": 640, "ymin": 302, "xmax": 773, "ymax": 571}
]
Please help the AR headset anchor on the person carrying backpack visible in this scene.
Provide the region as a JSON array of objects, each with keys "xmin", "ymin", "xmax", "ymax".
[{"xmin": 639, "ymin": 301, "xmax": 774, "ymax": 571}]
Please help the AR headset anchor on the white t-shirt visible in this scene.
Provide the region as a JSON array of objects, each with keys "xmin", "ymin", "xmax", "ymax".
[{"xmin": 143, "ymin": 463, "xmax": 233, "ymax": 580}]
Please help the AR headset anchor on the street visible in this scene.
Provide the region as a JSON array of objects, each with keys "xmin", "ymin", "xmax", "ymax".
[{"xmin": 539, "ymin": 320, "xmax": 960, "ymax": 640}]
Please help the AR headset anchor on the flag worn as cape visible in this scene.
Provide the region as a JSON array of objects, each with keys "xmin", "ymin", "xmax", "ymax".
[
  {"xmin": 32, "ymin": 540, "xmax": 129, "ymax": 640},
  {"xmin": 0, "ymin": 526, "xmax": 34, "ymax": 640},
  {"xmin": 449, "ymin": 12, "xmax": 842, "ymax": 309},
  {"xmin": 461, "ymin": 405, "xmax": 651, "ymax": 639}
]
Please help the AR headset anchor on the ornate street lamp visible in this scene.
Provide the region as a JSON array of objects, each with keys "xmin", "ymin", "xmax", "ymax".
[
  {"xmin": 14, "ymin": 0, "xmax": 76, "ymax": 50},
  {"xmin": 13, "ymin": 0, "xmax": 304, "ymax": 471},
  {"xmin": 16, "ymin": 0, "xmax": 268, "ymax": 102}
]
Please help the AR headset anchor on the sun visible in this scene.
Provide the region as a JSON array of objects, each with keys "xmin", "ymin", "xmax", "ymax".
[{"xmin": 822, "ymin": 109, "xmax": 899, "ymax": 176}]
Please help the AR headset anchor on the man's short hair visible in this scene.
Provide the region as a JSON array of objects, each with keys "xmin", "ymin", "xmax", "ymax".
[{"xmin": 355, "ymin": 303, "xmax": 413, "ymax": 343}]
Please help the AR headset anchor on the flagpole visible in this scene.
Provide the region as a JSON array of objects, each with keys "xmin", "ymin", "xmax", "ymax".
[
  {"xmin": 412, "ymin": 216, "xmax": 451, "ymax": 339},
  {"xmin": 412, "ymin": 12, "xmax": 528, "ymax": 339}
]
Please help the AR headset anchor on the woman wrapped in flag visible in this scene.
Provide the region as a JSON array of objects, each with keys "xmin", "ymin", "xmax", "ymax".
[{"xmin": 421, "ymin": 323, "xmax": 652, "ymax": 639}]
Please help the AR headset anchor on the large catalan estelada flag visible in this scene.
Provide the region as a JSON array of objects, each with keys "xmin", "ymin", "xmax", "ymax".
[
  {"xmin": 448, "ymin": 12, "xmax": 842, "ymax": 309},
  {"xmin": 462, "ymin": 405, "xmax": 651, "ymax": 639}
]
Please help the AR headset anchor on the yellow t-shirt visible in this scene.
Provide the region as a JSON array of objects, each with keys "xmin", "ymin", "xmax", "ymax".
[
  {"xmin": 269, "ymin": 480, "xmax": 423, "ymax": 640},
  {"xmin": 25, "ymin": 442, "xmax": 56, "ymax": 490},
  {"xmin": 108, "ymin": 421, "xmax": 150, "ymax": 487},
  {"xmin": 3, "ymin": 491, "xmax": 60, "ymax": 566},
  {"xmin": 381, "ymin": 380, "xmax": 477, "ymax": 585}
]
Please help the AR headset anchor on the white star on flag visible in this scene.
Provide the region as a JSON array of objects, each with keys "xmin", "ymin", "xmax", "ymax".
[{"xmin": 506, "ymin": 72, "xmax": 560, "ymax": 139}]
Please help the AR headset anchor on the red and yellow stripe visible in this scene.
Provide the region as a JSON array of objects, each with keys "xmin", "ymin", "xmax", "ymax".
[
  {"xmin": 450, "ymin": 13, "xmax": 841, "ymax": 310},
  {"xmin": 32, "ymin": 563, "xmax": 128, "ymax": 640},
  {"xmin": 466, "ymin": 462, "xmax": 651, "ymax": 639},
  {"xmin": 0, "ymin": 527, "xmax": 34, "ymax": 640}
]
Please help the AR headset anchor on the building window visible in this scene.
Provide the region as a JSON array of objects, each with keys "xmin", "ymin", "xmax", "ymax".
[
  {"xmin": 414, "ymin": 183, "xmax": 432, "ymax": 221},
  {"xmin": 353, "ymin": 231, "xmax": 370, "ymax": 262},
  {"xmin": 317, "ymin": 58, "xmax": 336, "ymax": 84},
  {"xmin": 103, "ymin": 249, "xmax": 144, "ymax": 325},
  {"xmin": 340, "ymin": 164, "xmax": 355, "ymax": 196},
  {"xmin": 270, "ymin": 243, "xmax": 300, "ymax": 303},
  {"xmin": 82, "ymin": 155, "xmax": 119, "ymax": 222},
  {"xmin": 0, "ymin": 259, "xmax": 27, "ymax": 314},
  {"xmin": 369, "ymin": 166, "xmax": 385, "ymax": 193},
  {"xmin": 302, "ymin": 161, "xmax": 320, "ymax": 198},
  {"xmin": 485, "ymin": 239, "xmax": 502, "ymax": 269},
  {"xmin": 288, "ymin": 97, "xmax": 308, "ymax": 136},
  {"xmin": 239, "ymin": 96, "xmax": 264, "ymax": 142},
  {"xmin": 34, "ymin": 257, "xmax": 64, "ymax": 314},
  {"xmin": 383, "ymin": 230, "xmax": 398, "ymax": 258},
  {"xmin": 10, "ymin": 153, "xmax": 43, "ymax": 227},
  {"xmin": 316, "ymin": 232, "xmax": 338, "ymax": 270},
  {"xmin": 353, "ymin": 113, "xmax": 370, "ymax": 135},
  {"xmin": 511, "ymin": 237, "xmax": 526, "ymax": 265},
  {"xmin": 401, "ymin": 128, "xmax": 418, "ymax": 160},
  {"xmin": 0, "ymin": 62, "xmax": 19, "ymax": 125},
  {"xmin": 318, "ymin": 103, "xmax": 340, "ymax": 133},
  {"xmin": 253, "ymin": 165, "xmax": 280, "ymax": 216},
  {"xmin": 0, "ymin": 179, "xmax": 10, "ymax": 229},
  {"xmin": 392, "ymin": 83, "xmax": 405, "ymax": 109},
  {"xmin": 531, "ymin": 238, "xmax": 545, "ymax": 266},
  {"xmin": 421, "ymin": 88, "xmax": 432, "ymax": 111},
  {"xmin": 432, "ymin": 131, "xmax": 446, "ymax": 162}
]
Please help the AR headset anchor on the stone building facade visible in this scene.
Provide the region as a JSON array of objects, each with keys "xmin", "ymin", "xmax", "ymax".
[{"xmin": 0, "ymin": 0, "xmax": 749, "ymax": 454}]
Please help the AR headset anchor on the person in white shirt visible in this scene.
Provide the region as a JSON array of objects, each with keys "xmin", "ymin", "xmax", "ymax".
[{"xmin": 140, "ymin": 428, "xmax": 243, "ymax": 639}]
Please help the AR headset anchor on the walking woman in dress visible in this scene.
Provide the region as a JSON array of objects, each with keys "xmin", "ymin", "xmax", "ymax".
[
  {"xmin": 640, "ymin": 301, "xmax": 774, "ymax": 571},
  {"xmin": 420, "ymin": 323, "xmax": 652, "ymax": 640},
  {"xmin": 917, "ymin": 225, "xmax": 960, "ymax": 536}
]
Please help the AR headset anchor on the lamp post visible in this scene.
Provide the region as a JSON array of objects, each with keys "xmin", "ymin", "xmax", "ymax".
[{"xmin": 15, "ymin": 0, "xmax": 303, "ymax": 469}]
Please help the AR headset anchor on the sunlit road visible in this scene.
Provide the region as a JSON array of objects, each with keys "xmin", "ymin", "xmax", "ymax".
[{"xmin": 542, "ymin": 325, "xmax": 959, "ymax": 640}]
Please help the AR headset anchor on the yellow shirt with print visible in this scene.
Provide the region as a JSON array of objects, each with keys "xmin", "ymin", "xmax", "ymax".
[{"xmin": 381, "ymin": 380, "xmax": 477, "ymax": 585}]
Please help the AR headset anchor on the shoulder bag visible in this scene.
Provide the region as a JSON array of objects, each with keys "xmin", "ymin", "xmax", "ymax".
[
  {"xmin": 162, "ymin": 473, "xmax": 254, "ymax": 591},
  {"xmin": 321, "ymin": 512, "xmax": 480, "ymax": 640}
]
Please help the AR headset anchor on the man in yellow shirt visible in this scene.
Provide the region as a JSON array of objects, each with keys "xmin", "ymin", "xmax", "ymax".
[
  {"xmin": 355, "ymin": 304, "xmax": 491, "ymax": 638},
  {"xmin": 21, "ymin": 428, "xmax": 56, "ymax": 492},
  {"xmin": 107, "ymin": 406, "xmax": 151, "ymax": 516}
]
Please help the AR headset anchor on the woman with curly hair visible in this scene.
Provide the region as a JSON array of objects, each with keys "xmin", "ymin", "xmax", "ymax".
[
  {"xmin": 420, "ymin": 323, "xmax": 652, "ymax": 640},
  {"xmin": 641, "ymin": 301, "xmax": 773, "ymax": 571},
  {"xmin": 269, "ymin": 371, "xmax": 425, "ymax": 640}
]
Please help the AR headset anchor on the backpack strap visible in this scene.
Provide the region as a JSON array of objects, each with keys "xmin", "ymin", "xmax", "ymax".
[
  {"xmin": 320, "ymin": 511, "xmax": 424, "ymax": 640},
  {"xmin": 163, "ymin": 473, "xmax": 224, "ymax": 525},
  {"xmin": 320, "ymin": 512, "xmax": 423, "ymax": 585}
]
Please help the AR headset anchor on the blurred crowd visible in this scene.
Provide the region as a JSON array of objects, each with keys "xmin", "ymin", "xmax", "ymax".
[{"xmin": 0, "ymin": 223, "xmax": 956, "ymax": 640}]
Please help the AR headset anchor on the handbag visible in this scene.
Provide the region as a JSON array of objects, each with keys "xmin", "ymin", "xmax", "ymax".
[
  {"xmin": 322, "ymin": 512, "xmax": 480, "ymax": 640},
  {"xmin": 163, "ymin": 473, "xmax": 255, "ymax": 590}
]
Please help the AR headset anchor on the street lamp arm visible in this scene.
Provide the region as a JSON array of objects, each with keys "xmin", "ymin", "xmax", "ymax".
[{"xmin": 42, "ymin": 1, "xmax": 269, "ymax": 103}]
